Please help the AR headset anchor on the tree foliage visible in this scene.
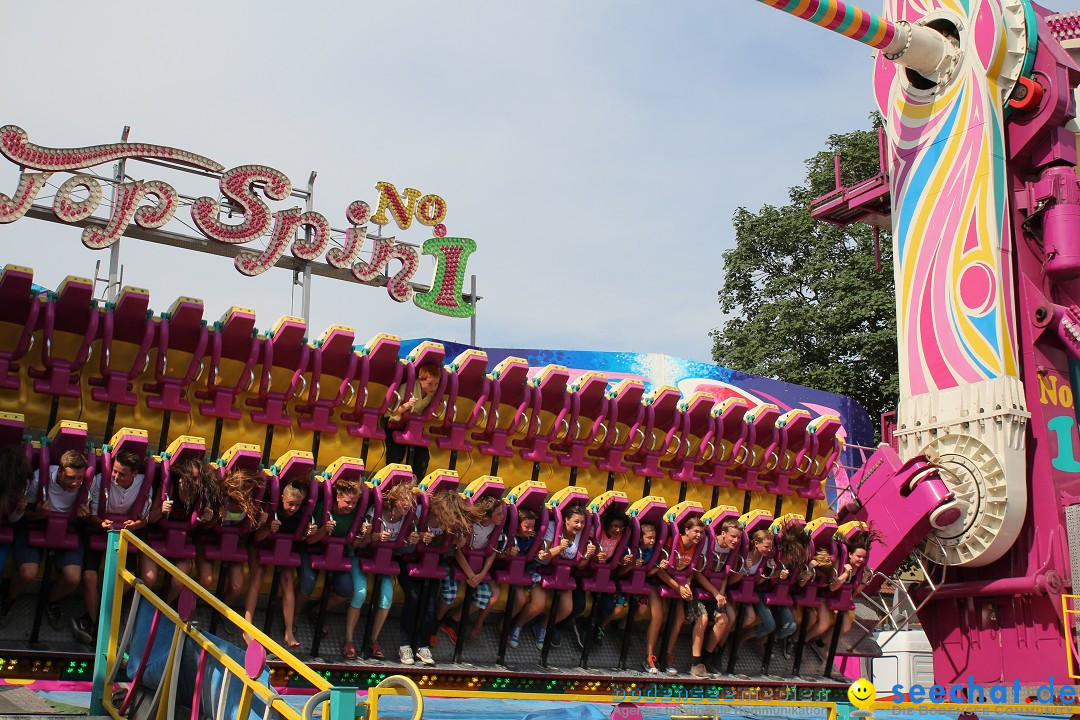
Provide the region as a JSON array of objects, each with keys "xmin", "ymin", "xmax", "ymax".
[{"xmin": 710, "ymin": 117, "xmax": 898, "ymax": 428}]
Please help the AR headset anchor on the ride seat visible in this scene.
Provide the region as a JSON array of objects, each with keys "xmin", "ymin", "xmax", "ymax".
[
  {"xmin": 29, "ymin": 277, "xmax": 99, "ymax": 398},
  {"xmin": 617, "ymin": 496, "xmax": 668, "ymax": 596},
  {"xmin": 246, "ymin": 316, "xmax": 309, "ymax": 427},
  {"xmin": 143, "ymin": 298, "xmax": 208, "ymax": 414},
  {"xmin": 29, "ymin": 421, "xmax": 93, "ymax": 551},
  {"xmin": 88, "ymin": 287, "xmax": 155, "ymax": 407},
  {"xmin": 429, "ymin": 349, "xmax": 489, "ymax": 454},
  {"xmin": 202, "ymin": 443, "xmax": 266, "ymax": 564},
  {"xmin": 0, "ymin": 265, "xmax": 41, "ymax": 391},
  {"xmin": 295, "ymin": 326, "xmax": 359, "ymax": 434},
  {"xmin": 307, "ymin": 457, "xmax": 369, "ymax": 574},
  {"xmin": 195, "ymin": 307, "xmax": 260, "ymax": 422},
  {"xmin": 87, "ymin": 428, "xmax": 154, "ymax": 553},
  {"xmin": 580, "ymin": 491, "xmax": 632, "ymax": 594},
  {"xmin": 390, "ymin": 342, "xmax": 447, "ymax": 446},
  {"xmin": 341, "ymin": 334, "xmax": 404, "ymax": 440},
  {"xmin": 492, "ymin": 479, "xmax": 550, "ymax": 587}
]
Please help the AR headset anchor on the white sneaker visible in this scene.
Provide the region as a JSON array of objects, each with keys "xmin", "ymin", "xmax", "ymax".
[
  {"xmin": 416, "ymin": 646, "xmax": 435, "ymax": 666},
  {"xmin": 399, "ymin": 645, "xmax": 415, "ymax": 665}
]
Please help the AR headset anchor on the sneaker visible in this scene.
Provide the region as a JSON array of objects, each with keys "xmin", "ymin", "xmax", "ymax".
[
  {"xmin": 398, "ymin": 645, "xmax": 415, "ymax": 665},
  {"xmin": 690, "ymin": 663, "xmax": 709, "ymax": 678},
  {"xmin": 509, "ymin": 625, "xmax": 522, "ymax": 649},
  {"xmin": 704, "ymin": 652, "xmax": 723, "ymax": 675},
  {"xmin": 533, "ymin": 624, "xmax": 547, "ymax": 650},
  {"xmin": 45, "ymin": 602, "xmax": 64, "ymax": 631},
  {"xmin": 416, "ymin": 646, "xmax": 435, "ymax": 666},
  {"xmin": 550, "ymin": 627, "xmax": 562, "ymax": 648},
  {"xmin": 665, "ymin": 653, "xmax": 678, "ymax": 675},
  {"xmin": 71, "ymin": 614, "xmax": 95, "ymax": 645},
  {"xmin": 644, "ymin": 654, "xmax": 659, "ymax": 674},
  {"xmin": 439, "ymin": 622, "xmax": 459, "ymax": 646}
]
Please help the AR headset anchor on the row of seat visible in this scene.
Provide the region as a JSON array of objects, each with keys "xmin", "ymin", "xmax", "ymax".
[
  {"xmin": 0, "ymin": 266, "xmax": 844, "ymax": 496},
  {"xmin": 0, "ymin": 416, "xmax": 865, "ymax": 616}
]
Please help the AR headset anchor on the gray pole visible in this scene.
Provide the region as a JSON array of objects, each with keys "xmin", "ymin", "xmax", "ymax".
[
  {"xmin": 106, "ymin": 126, "xmax": 131, "ymax": 304},
  {"xmin": 470, "ymin": 274, "xmax": 477, "ymax": 346},
  {"xmin": 301, "ymin": 171, "xmax": 316, "ymax": 328}
]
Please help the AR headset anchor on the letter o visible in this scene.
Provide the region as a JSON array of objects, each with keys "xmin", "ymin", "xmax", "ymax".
[
  {"xmin": 415, "ymin": 194, "xmax": 447, "ymax": 226},
  {"xmin": 1062, "ymin": 385, "xmax": 1075, "ymax": 409}
]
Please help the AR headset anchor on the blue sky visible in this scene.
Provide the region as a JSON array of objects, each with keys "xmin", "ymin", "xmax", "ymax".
[{"xmin": 4, "ymin": 1, "xmax": 1079, "ymax": 363}]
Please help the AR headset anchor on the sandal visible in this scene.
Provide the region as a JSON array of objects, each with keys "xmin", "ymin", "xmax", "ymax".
[
  {"xmin": 343, "ymin": 640, "xmax": 357, "ymax": 660},
  {"xmin": 369, "ymin": 641, "xmax": 385, "ymax": 660}
]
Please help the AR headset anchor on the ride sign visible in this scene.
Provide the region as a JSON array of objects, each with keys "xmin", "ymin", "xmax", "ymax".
[{"xmin": 0, "ymin": 125, "xmax": 476, "ymax": 318}]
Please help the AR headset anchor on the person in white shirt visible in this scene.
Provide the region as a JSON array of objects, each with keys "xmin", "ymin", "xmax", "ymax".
[
  {"xmin": 437, "ymin": 496, "xmax": 504, "ymax": 644},
  {"xmin": 72, "ymin": 449, "xmax": 152, "ymax": 645},
  {"xmin": 1, "ymin": 450, "xmax": 89, "ymax": 630}
]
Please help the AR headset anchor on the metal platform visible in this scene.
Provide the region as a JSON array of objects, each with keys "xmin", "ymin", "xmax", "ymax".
[{"xmin": 0, "ymin": 585, "xmax": 876, "ymax": 694}]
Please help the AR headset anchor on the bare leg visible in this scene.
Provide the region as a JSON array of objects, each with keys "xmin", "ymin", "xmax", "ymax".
[{"xmin": 281, "ymin": 569, "xmax": 298, "ymax": 647}]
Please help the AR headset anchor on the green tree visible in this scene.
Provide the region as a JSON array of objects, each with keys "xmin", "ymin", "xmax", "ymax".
[{"xmin": 710, "ymin": 117, "xmax": 898, "ymax": 429}]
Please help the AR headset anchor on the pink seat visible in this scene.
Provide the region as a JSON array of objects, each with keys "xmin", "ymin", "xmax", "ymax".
[
  {"xmin": 430, "ymin": 350, "xmax": 489, "ymax": 454},
  {"xmin": 342, "ymin": 334, "xmax": 404, "ymax": 440},
  {"xmin": 662, "ymin": 392, "xmax": 716, "ymax": 484},
  {"xmin": 359, "ymin": 465, "xmax": 420, "ymax": 575},
  {"xmin": 391, "ymin": 342, "xmax": 447, "ymax": 446},
  {"xmin": 552, "ymin": 372, "xmax": 609, "ymax": 469},
  {"xmin": 492, "ymin": 480, "xmax": 549, "ymax": 587},
  {"xmin": 202, "ymin": 443, "xmax": 266, "ymax": 563},
  {"xmin": 697, "ymin": 505, "xmax": 741, "ymax": 600},
  {"xmin": 295, "ymin": 326, "xmax": 359, "ymax": 434},
  {"xmin": 824, "ymin": 530, "xmax": 860, "ymax": 612},
  {"xmin": 726, "ymin": 510, "xmax": 775, "ymax": 605},
  {"xmin": 307, "ymin": 458, "xmax": 369, "ymax": 572},
  {"xmin": 589, "ymin": 380, "xmax": 645, "ymax": 474},
  {"xmin": 87, "ymin": 428, "xmax": 153, "ymax": 552},
  {"xmin": 407, "ymin": 470, "xmax": 462, "ymax": 579},
  {"xmin": 0, "ymin": 265, "xmax": 41, "ymax": 391},
  {"xmin": 88, "ymin": 287, "xmax": 155, "ymax": 407},
  {"xmin": 28, "ymin": 421, "xmax": 93, "ymax": 551},
  {"xmin": 795, "ymin": 415, "xmax": 844, "ymax": 500},
  {"xmin": 762, "ymin": 514, "xmax": 807, "ymax": 607},
  {"xmin": 473, "ymin": 357, "xmax": 532, "ymax": 459},
  {"xmin": 580, "ymin": 491, "xmax": 632, "ymax": 594},
  {"xmin": 538, "ymin": 487, "xmax": 592, "ymax": 592},
  {"xmin": 698, "ymin": 398, "xmax": 751, "ymax": 487},
  {"xmin": 448, "ymin": 477, "xmax": 505, "ymax": 581},
  {"xmin": 149, "ymin": 436, "xmax": 207, "ymax": 561},
  {"xmin": 143, "ymin": 298, "xmax": 208, "ymax": 414},
  {"xmin": 624, "ymin": 387, "xmax": 682, "ymax": 481},
  {"xmin": 656, "ymin": 501, "xmax": 705, "ymax": 600},
  {"xmin": 617, "ymin": 496, "xmax": 668, "ymax": 596},
  {"xmin": 794, "ymin": 518, "xmax": 839, "ymax": 608},
  {"xmin": 247, "ymin": 317, "xmax": 309, "ymax": 427},
  {"xmin": 29, "ymin": 277, "xmax": 99, "ymax": 398},
  {"xmin": 195, "ymin": 308, "xmax": 261, "ymax": 422},
  {"xmin": 732, "ymin": 404, "xmax": 783, "ymax": 492},
  {"xmin": 256, "ymin": 451, "xmax": 317, "ymax": 568},
  {"xmin": 763, "ymin": 410, "xmax": 813, "ymax": 496},
  {"xmin": 514, "ymin": 365, "xmax": 571, "ymax": 464}
]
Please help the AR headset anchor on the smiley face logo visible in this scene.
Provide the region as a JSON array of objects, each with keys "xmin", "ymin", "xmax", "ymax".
[{"xmin": 848, "ymin": 678, "xmax": 876, "ymax": 711}]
